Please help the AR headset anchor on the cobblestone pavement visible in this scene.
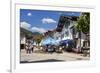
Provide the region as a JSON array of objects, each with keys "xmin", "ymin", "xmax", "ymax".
[{"xmin": 20, "ymin": 48, "xmax": 90, "ymax": 63}]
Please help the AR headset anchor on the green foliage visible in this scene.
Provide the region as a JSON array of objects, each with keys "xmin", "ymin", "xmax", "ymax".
[{"xmin": 76, "ymin": 13, "xmax": 90, "ymax": 34}]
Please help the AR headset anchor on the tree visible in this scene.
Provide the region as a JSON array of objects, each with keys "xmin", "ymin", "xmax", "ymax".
[
  {"xmin": 33, "ymin": 35, "xmax": 44, "ymax": 46},
  {"xmin": 76, "ymin": 13, "xmax": 90, "ymax": 49},
  {"xmin": 77, "ymin": 13, "xmax": 90, "ymax": 34}
]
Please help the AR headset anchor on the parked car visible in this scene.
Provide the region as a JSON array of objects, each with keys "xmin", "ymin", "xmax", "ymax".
[
  {"xmin": 46, "ymin": 44, "xmax": 55, "ymax": 53},
  {"xmin": 60, "ymin": 39, "xmax": 74, "ymax": 52}
]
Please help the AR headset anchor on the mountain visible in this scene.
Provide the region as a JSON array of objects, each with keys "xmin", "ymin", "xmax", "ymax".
[
  {"xmin": 20, "ymin": 27, "xmax": 33, "ymax": 35},
  {"xmin": 32, "ymin": 32, "xmax": 42, "ymax": 35}
]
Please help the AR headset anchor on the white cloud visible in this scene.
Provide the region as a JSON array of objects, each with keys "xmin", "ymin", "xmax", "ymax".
[
  {"xmin": 31, "ymin": 27, "xmax": 46, "ymax": 33},
  {"xmin": 41, "ymin": 18, "xmax": 57, "ymax": 24},
  {"xmin": 20, "ymin": 21, "xmax": 31, "ymax": 30},
  {"xmin": 27, "ymin": 12, "xmax": 32, "ymax": 16},
  {"xmin": 20, "ymin": 21, "xmax": 46, "ymax": 33}
]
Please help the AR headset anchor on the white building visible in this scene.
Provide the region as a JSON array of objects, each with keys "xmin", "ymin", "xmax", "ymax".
[
  {"xmin": 53, "ymin": 15, "xmax": 87, "ymax": 49},
  {"xmin": 20, "ymin": 27, "xmax": 33, "ymax": 49}
]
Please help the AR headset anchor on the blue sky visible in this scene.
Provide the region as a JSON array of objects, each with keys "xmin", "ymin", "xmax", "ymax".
[{"xmin": 20, "ymin": 9, "xmax": 81, "ymax": 33}]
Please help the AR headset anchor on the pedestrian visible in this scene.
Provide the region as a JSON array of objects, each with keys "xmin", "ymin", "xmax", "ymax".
[
  {"xmin": 29, "ymin": 42, "xmax": 33, "ymax": 53},
  {"xmin": 31, "ymin": 45, "xmax": 34, "ymax": 53},
  {"xmin": 27, "ymin": 40, "xmax": 32, "ymax": 54},
  {"xmin": 25, "ymin": 40, "xmax": 29, "ymax": 54}
]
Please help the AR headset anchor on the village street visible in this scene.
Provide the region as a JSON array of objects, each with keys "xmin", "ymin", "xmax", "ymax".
[
  {"xmin": 20, "ymin": 10, "xmax": 90, "ymax": 63},
  {"xmin": 20, "ymin": 48, "xmax": 89, "ymax": 63}
]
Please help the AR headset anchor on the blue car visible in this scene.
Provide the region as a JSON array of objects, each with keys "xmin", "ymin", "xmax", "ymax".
[{"xmin": 60, "ymin": 39, "xmax": 74, "ymax": 52}]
